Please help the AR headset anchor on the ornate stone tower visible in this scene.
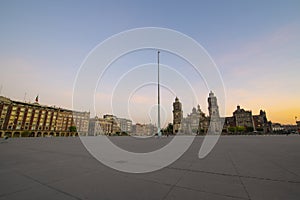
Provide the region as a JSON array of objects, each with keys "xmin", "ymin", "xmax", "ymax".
[
  {"xmin": 208, "ymin": 91, "xmax": 221, "ymax": 133},
  {"xmin": 208, "ymin": 91, "xmax": 220, "ymax": 118},
  {"xmin": 173, "ymin": 97, "xmax": 183, "ymax": 134}
]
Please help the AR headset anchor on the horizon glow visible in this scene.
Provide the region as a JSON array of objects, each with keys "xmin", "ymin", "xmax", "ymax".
[{"xmin": 0, "ymin": 0, "xmax": 299, "ymax": 125}]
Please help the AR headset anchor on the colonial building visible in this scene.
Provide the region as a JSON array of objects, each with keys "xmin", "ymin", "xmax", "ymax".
[
  {"xmin": 88, "ymin": 115, "xmax": 132, "ymax": 136},
  {"xmin": 0, "ymin": 96, "xmax": 89, "ymax": 138},
  {"xmin": 88, "ymin": 116, "xmax": 102, "ymax": 136},
  {"xmin": 224, "ymin": 105, "xmax": 272, "ymax": 133},
  {"xmin": 253, "ymin": 110, "xmax": 272, "ymax": 132},
  {"xmin": 233, "ymin": 105, "xmax": 254, "ymax": 128},
  {"xmin": 272, "ymin": 123, "xmax": 284, "ymax": 132},
  {"xmin": 103, "ymin": 114, "xmax": 121, "ymax": 134},
  {"xmin": 116, "ymin": 118, "xmax": 132, "ymax": 134},
  {"xmin": 172, "ymin": 97, "xmax": 183, "ymax": 134},
  {"xmin": 132, "ymin": 123, "xmax": 157, "ymax": 136}
]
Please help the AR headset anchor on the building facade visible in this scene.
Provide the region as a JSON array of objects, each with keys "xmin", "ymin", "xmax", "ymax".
[
  {"xmin": 88, "ymin": 116, "xmax": 102, "ymax": 136},
  {"xmin": 103, "ymin": 114, "xmax": 121, "ymax": 134},
  {"xmin": 116, "ymin": 118, "xmax": 132, "ymax": 134},
  {"xmin": 253, "ymin": 110, "xmax": 272, "ymax": 132},
  {"xmin": 180, "ymin": 105, "xmax": 208, "ymax": 134},
  {"xmin": 224, "ymin": 106, "xmax": 272, "ymax": 133},
  {"xmin": 233, "ymin": 105, "xmax": 254, "ymax": 129},
  {"xmin": 272, "ymin": 123, "xmax": 284, "ymax": 132},
  {"xmin": 88, "ymin": 115, "xmax": 132, "ymax": 136},
  {"xmin": 132, "ymin": 123, "xmax": 157, "ymax": 136},
  {"xmin": 0, "ymin": 96, "xmax": 89, "ymax": 138}
]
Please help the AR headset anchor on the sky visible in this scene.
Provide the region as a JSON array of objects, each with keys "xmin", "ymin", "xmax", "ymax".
[{"xmin": 0, "ymin": 0, "xmax": 299, "ymax": 125}]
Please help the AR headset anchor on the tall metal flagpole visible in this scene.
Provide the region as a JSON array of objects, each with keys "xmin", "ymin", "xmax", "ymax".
[{"xmin": 157, "ymin": 51, "xmax": 161, "ymax": 137}]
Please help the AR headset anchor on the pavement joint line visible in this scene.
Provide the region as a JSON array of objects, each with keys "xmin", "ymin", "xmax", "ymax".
[
  {"xmin": 161, "ymin": 162, "xmax": 194, "ymax": 200},
  {"xmin": 228, "ymin": 152, "xmax": 251, "ymax": 200},
  {"xmin": 166, "ymin": 166, "xmax": 300, "ymax": 184},
  {"xmin": 242, "ymin": 148, "xmax": 300, "ymax": 182},
  {"xmin": 2, "ymin": 136, "xmax": 300, "ymax": 199},
  {"xmin": 118, "ymin": 163, "xmax": 250, "ymax": 200},
  {"xmin": 122, "ymin": 173, "xmax": 249, "ymax": 200},
  {"xmin": 0, "ymin": 157, "xmax": 93, "ymax": 175},
  {"xmin": 0, "ymin": 185, "xmax": 38, "ymax": 198},
  {"xmin": 14, "ymin": 170, "xmax": 83, "ymax": 200},
  {"xmin": 26, "ymin": 147, "xmax": 92, "ymax": 159},
  {"xmin": 174, "ymin": 185, "xmax": 250, "ymax": 200},
  {"xmin": 261, "ymin": 155, "xmax": 300, "ymax": 178}
]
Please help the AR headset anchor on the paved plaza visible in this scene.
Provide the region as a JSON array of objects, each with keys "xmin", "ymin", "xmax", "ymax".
[{"xmin": 0, "ymin": 135, "xmax": 300, "ymax": 200}]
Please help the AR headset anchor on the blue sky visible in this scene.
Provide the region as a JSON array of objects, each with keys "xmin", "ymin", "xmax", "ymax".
[{"xmin": 0, "ymin": 0, "xmax": 299, "ymax": 125}]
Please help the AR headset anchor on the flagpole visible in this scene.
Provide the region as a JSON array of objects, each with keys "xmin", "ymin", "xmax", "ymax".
[{"xmin": 157, "ymin": 51, "xmax": 161, "ymax": 137}]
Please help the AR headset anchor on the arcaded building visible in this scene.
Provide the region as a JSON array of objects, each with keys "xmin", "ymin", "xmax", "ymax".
[{"xmin": 0, "ymin": 96, "xmax": 89, "ymax": 137}]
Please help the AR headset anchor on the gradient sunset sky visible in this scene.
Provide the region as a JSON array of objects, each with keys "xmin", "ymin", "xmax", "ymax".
[{"xmin": 0, "ymin": 0, "xmax": 299, "ymax": 125}]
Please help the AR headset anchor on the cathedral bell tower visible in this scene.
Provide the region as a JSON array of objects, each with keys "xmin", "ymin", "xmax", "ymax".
[
  {"xmin": 173, "ymin": 97, "xmax": 183, "ymax": 134},
  {"xmin": 208, "ymin": 91, "xmax": 220, "ymax": 118},
  {"xmin": 208, "ymin": 91, "xmax": 221, "ymax": 133}
]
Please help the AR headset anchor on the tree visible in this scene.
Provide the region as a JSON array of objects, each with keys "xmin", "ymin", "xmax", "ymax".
[
  {"xmin": 236, "ymin": 126, "xmax": 246, "ymax": 132},
  {"xmin": 166, "ymin": 123, "xmax": 173, "ymax": 135},
  {"xmin": 228, "ymin": 127, "xmax": 236, "ymax": 133},
  {"xmin": 246, "ymin": 126, "xmax": 254, "ymax": 132},
  {"xmin": 69, "ymin": 126, "xmax": 77, "ymax": 133},
  {"xmin": 120, "ymin": 132, "xmax": 128, "ymax": 136}
]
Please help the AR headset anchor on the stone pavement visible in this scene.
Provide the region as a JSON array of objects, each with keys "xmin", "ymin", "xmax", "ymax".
[{"xmin": 0, "ymin": 135, "xmax": 300, "ymax": 200}]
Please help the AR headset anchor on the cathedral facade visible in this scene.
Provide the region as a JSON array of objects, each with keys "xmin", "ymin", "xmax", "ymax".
[
  {"xmin": 171, "ymin": 91, "xmax": 272, "ymax": 135},
  {"xmin": 172, "ymin": 91, "xmax": 221, "ymax": 135}
]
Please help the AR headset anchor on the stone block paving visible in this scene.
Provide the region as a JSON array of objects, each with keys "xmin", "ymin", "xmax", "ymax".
[{"xmin": 0, "ymin": 136, "xmax": 300, "ymax": 199}]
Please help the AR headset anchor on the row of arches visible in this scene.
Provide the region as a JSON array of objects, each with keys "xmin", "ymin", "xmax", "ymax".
[{"xmin": 0, "ymin": 131, "xmax": 82, "ymax": 138}]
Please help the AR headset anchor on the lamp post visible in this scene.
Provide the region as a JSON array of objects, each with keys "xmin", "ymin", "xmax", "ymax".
[{"xmin": 157, "ymin": 51, "xmax": 161, "ymax": 137}]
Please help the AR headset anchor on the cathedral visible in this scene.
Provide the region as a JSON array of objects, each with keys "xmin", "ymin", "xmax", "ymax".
[{"xmin": 172, "ymin": 91, "xmax": 222, "ymax": 135}]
